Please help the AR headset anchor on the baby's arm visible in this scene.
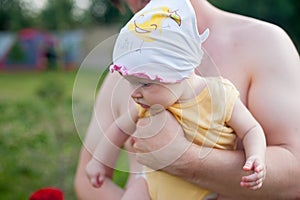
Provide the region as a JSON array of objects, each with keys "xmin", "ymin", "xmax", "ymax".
[
  {"xmin": 86, "ymin": 103, "xmax": 138, "ymax": 188},
  {"xmin": 227, "ymin": 99, "xmax": 266, "ymax": 190}
]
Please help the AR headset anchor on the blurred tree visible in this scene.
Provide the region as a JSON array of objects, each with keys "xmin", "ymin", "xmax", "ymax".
[
  {"xmin": 289, "ymin": 0, "xmax": 300, "ymax": 51},
  {"xmin": 0, "ymin": 0, "xmax": 299, "ymax": 50},
  {"xmin": 0, "ymin": 0, "xmax": 35, "ymax": 30},
  {"xmin": 88, "ymin": 0, "xmax": 121, "ymax": 24},
  {"xmin": 38, "ymin": 0, "xmax": 77, "ymax": 30}
]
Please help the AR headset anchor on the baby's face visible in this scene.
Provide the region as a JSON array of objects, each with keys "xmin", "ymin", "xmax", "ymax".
[{"xmin": 125, "ymin": 75, "xmax": 182, "ymax": 109}]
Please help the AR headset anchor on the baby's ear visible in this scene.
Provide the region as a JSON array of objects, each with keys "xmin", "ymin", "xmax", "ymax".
[{"xmin": 149, "ymin": 104, "xmax": 165, "ymax": 116}]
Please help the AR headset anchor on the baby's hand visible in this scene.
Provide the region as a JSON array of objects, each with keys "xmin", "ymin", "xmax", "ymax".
[
  {"xmin": 240, "ymin": 155, "xmax": 266, "ymax": 190},
  {"xmin": 86, "ymin": 159, "xmax": 106, "ymax": 188}
]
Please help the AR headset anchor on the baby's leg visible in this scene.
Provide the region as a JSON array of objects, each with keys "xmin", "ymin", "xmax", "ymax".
[{"xmin": 121, "ymin": 177, "xmax": 151, "ymax": 200}]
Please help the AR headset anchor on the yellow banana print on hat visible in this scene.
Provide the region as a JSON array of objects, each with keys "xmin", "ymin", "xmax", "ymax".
[{"xmin": 128, "ymin": 6, "xmax": 181, "ymax": 42}]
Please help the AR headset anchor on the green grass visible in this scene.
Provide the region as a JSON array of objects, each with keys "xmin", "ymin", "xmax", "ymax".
[
  {"xmin": 0, "ymin": 70, "xmax": 128, "ymax": 199},
  {"xmin": 0, "ymin": 71, "xmax": 75, "ymax": 101}
]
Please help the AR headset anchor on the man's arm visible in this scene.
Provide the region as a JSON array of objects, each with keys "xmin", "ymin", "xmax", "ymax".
[
  {"xmin": 74, "ymin": 73, "xmax": 130, "ymax": 200},
  {"xmin": 133, "ymin": 24, "xmax": 300, "ymax": 199},
  {"xmin": 74, "ymin": 110, "xmax": 126, "ymax": 200}
]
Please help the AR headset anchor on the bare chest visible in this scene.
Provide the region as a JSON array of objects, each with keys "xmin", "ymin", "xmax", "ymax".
[{"xmin": 199, "ymin": 44, "xmax": 251, "ymax": 105}]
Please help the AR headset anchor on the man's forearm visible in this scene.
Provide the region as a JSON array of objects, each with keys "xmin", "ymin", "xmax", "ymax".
[{"xmin": 164, "ymin": 144, "xmax": 300, "ymax": 199}]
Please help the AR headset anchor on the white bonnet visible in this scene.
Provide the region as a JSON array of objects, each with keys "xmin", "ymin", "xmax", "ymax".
[{"xmin": 110, "ymin": 0, "xmax": 209, "ymax": 83}]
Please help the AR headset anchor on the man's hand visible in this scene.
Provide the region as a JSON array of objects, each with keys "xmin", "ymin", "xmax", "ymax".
[{"xmin": 131, "ymin": 110, "xmax": 191, "ymax": 170}]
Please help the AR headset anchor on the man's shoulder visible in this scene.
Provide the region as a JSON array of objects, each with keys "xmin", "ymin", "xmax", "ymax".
[
  {"xmin": 224, "ymin": 12, "xmax": 296, "ymax": 70},
  {"xmin": 226, "ymin": 13, "xmax": 287, "ymax": 49},
  {"xmin": 209, "ymin": 11, "xmax": 291, "ymax": 65}
]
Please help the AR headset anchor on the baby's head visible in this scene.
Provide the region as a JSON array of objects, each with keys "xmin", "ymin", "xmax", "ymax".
[{"xmin": 110, "ymin": 0, "xmax": 209, "ymax": 84}]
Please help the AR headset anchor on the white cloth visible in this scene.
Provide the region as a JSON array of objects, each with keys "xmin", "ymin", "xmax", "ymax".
[{"xmin": 111, "ymin": 0, "xmax": 209, "ymax": 83}]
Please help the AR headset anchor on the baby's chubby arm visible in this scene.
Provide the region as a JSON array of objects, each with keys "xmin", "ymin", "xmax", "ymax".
[
  {"xmin": 86, "ymin": 101, "xmax": 138, "ymax": 188},
  {"xmin": 227, "ymin": 99, "xmax": 266, "ymax": 190}
]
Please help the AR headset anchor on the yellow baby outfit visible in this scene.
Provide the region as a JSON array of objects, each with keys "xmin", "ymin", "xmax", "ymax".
[{"xmin": 137, "ymin": 77, "xmax": 240, "ymax": 200}]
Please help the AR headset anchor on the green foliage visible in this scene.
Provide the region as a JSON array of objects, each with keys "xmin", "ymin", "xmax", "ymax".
[
  {"xmin": 0, "ymin": 72, "xmax": 79, "ymax": 199},
  {"xmin": 0, "ymin": 0, "xmax": 35, "ymax": 30},
  {"xmin": 0, "ymin": 99, "xmax": 79, "ymax": 199},
  {"xmin": 1, "ymin": 0, "xmax": 299, "ymax": 50},
  {"xmin": 0, "ymin": 71, "xmax": 129, "ymax": 199},
  {"xmin": 90, "ymin": 0, "xmax": 118, "ymax": 23},
  {"xmin": 36, "ymin": 79, "xmax": 65, "ymax": 105},
  {"xmin": 7, "ymin": 42, "xmax": 26, "ymax": 62},
  {"xmin": 39, "ymin": 0, "xmax": 77, "ymax": 30}
]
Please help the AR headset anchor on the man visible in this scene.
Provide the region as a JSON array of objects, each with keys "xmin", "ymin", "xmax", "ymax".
[{"xmin": 74, "ymin": 0, "xmax": 300, "ymax": 199}]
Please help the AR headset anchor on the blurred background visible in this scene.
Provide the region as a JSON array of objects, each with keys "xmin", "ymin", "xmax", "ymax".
[{"xmin": 0, "ymin": 0, "xmax": 299, "ymax": 199}]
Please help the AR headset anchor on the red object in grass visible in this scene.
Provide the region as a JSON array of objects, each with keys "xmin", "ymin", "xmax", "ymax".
[{"xmin": 29, "ymin": 187, "xmax": 63, "ymax": 200}]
